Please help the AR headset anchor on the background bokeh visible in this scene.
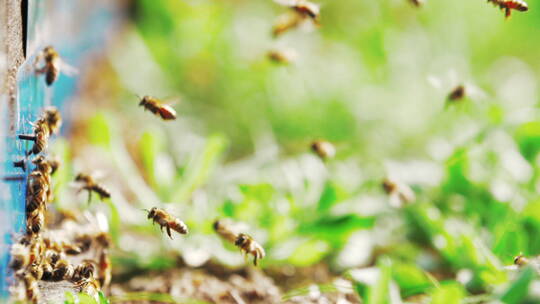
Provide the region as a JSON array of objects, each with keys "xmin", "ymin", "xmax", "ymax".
[{"xmin": 45, "ymin": 0, "xmax": 540, "ymax": 302}]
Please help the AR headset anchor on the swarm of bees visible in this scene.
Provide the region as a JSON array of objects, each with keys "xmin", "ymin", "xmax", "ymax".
[
  {"xmin": 138, "ymin": 95, "xmax": 177, "ymax": 120},
  {"xmin": 145, "ymin": 207, "xmax": 188, "ymax": 239},
  {"xmin": 74, "ymin": 173, "xmax": 111, "ymax": 203},
  {"xmin": 487, "ymin": 0, "xmax": 528, "ymax": 18},
  {"xmin": 382, "ymin": 178, "xmax": 416, "ymax": 208},
  {"xmin": 214, "ymin": 219, "xmax": 266, "ymax": 266}
]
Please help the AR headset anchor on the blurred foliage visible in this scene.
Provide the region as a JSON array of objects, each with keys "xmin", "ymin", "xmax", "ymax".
[{"xmin": 58, "ymin": 0, "xmax": 540, "ymax": 301}]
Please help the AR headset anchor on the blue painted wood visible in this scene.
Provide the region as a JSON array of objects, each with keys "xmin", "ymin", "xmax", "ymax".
[{"xmin": 0, "ymin": 0, "xmax": 119, "ymax": 298}]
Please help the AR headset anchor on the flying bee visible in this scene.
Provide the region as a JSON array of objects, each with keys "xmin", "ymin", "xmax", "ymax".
[
  {"xmin": 42, "ymin": 107, "xmax": 62, "ymax": 135},
  {"xmin": 138, "ymin": 95, "xmax": 177, "ymax": 120},
  {"xmin": 9, "ymin": 244, "xmax": 30, "ymax": 272},
  {"xmin": 408, "ymin": 0, "xmax": 424, "ymax": 7},
  {"xmin": 145, "ymin": 207, "xmax": 188, "ymax": 239},
  {"xmin": 235, "ymin": 233, "xmax": 266, "ymax": 266},
  {"xmin": 447, "ymin": 84, "xmax": 466, "ymax": 104},
  {"xmin": 75, "ymin": 173, "xmax": 111, "ymax": 203},
  {"xmin": 267, "ymin": 49, "xmax": 297, "ymax": 64},
  {"xmin": 487, "ymin": 0, "xmax": 528, "ymax": 18},
  {"xmin": 33, "ymin": 46, "xmax": 77, "ymax": 86},
  {"xmin": 292, "ymin": 0, "xmax": 320, "ymax": 23},
  {"xmin": 272, "ymin": 13, "xmax": 303, "ymax": 37},
  {"xmin": 311, "ymin": 140, "xmax": 336, "ymax": 160},
  {"xmin": 213, "ymin": 219, "xmax": 241, "ymax": 243},
  {"xmin": 22, "ymin": 274, "xmax": 40, "ymax": 303},
  {"xmin": 382, "ymin": 178, "xmax": 416, "ymax": 207},
  {"xmin": 98, "ymin": 250, "xmax": 111, "ymax": 289},
  {"xmin": 514, "ymin": 254, "xmax": 529, "ymax": 267},
  {"xmin": 34, "ymin": 46, "xmax": 60, "ymax": 86}
]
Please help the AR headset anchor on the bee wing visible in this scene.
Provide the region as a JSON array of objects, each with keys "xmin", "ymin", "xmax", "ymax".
[
  {"xmin": 58, "ymin": 60, "xmax": 79, "ymax": 77},
  {"xmin": 158, "ymin": 104, "xmax": 177, "ymax": 120}
]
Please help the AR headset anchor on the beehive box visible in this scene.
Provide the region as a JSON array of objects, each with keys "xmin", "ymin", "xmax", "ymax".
[{"xmin": 0, "ymin": 0, "xmax": 121, "ymax": 300}]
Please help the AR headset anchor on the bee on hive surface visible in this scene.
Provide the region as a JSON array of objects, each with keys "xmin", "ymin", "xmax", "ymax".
[
  {"xmin": 74, "ymin": 173, "xmax": 111, "ymax": 203},
  {"xmin": 22, "ymin": 274, "xmax": 40, "ymax": 303},
  {"xmin": 235, "ymin": 233, "xmax": 266, "ymax": 266},
  {"xmin": 51, "ymin": 259, "xmax": 74, "ymax": 281},
  {"xmin": 26, "ymin": 170, "xmax": 49, "ymax": 213},
  {"xmin": 98, "ymin": 250, "xmax": 112, "ymax": 289},
  {"xmin": 33, "ymin": 46, "xmax": 77, "ymax": 86},
  {"xmin": 72, "ymin": 260, "xmax": 97, "ymax": 282},
  {"xmin": 311, "ymin": 140, "xmax": 336, "ymax": 160},
  {"xmin": 9, "ymin": 244, "xmax": 30, "ymax": 272},
  {"xmin": 26, "ymin": 209, "xmax": 45, "ymax": 235},
  {"xmin": 138, "ymin": 95, "xmax": 177, "ymax": 120},
  {"xmin": 145, "ymin": 207, "xmax": 188, "ymax": 239},
  {"xmin": 487, "ymin": 0, "xmax": 528, "ymax": 18}
]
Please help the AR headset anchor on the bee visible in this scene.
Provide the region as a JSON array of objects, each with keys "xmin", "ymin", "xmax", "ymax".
[
  {"xmin": 292, "ymin": 0, "xmax": 320, "ymax": 23},
  {"xmin": 75, "ymin": 173, "xmax": 111, "ymax": 203},
  {"xmin": 42, "ymin": 107, "xmax": 62, "ymax": 135},
  {"xmin": 447, "ymin": 84, "xmax": 466, "ymax": 103},
  {"xmin": 267, "ymin": 49, "xmax": 296, "ymax": 64},
  {"xmin": 27, "ymin": 236, "xmax": 44, "ymax": 265},
  {"xmin": 235, "ymin": 233, "xmax": 266, "ymax": 266},
  {"xmin": 51, "ymin": 259, "xmax": 74, "ymax": 281},
  {"xmin": 487, "ymin": 0, "xmax": 528, "ymax": 18},
  {"xmin": 75, "ymin": 277, "xmax": 100, "ymax": 297},
  {"xmin": 272, "ymin": 14, "xmax": 303, "ymax": 37},
  {"xmin": 22, "ymin": 274, "xmax": 40, "ymax": 303},
  {"xmin": 48, "ymin": 157, "xmax": 61, "ymax": 175},
  {"xmin": 98, "ymin": 250, "xmax": 112, "ymax": 289},
  {"xmin": 34, "ymin": 46, "xmax": 60, "ymax": 86},
  {"xmin": 95, "ymin": 232, "xmax": 112, "ymax": 249},
  {"xmin": 408, "ymin": 0, "xmax": 424, "ymax": 7},
  {"xmin": 26, "ymin": 170, "xmax": 49, "ymax": 213},
  {"xmin": 9, "ymin": 244, "xmax": 30, "ymax": 272},
  {"xmin": 514, "ymin": 254, "xmax": 529, "ymax": 267},
  {"xmin": 26, "ymin": 209, "xmax": 45, "ymax": 235},
  {"xmin": 72, "ymin": 260, "xmax": 96, "ymax": 282},
  {"xmin": 138, "ymin": 96, "xmax": 177, "ymax": 120},
  {"xmin": 29, "ymin": 262, "xmax": 43, "ymax": 280},
  {"xmin": 213, "ymin": 219, "xmax": 240, "ymax": 243},
  {"xmin": 382, "ymin": 178, "xmax": 416, "ymax": 207},
  {"xmin": 311, "ymin": 140, "xmax": 336, "ymax": 160},
  {"xmin": 145, "ymin": 207, "xmax": 189, "ymax": 239},
  {"xmin": 23, "ymin": 119, "xmax": 50, "ymax": 156},
  {"xmin": 32, "ymin": 156, "xmax": 54, "ymax": 202}
]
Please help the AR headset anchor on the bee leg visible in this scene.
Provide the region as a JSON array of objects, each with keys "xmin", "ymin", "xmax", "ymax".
[
  {"xmin": 87, "ymin": 191, "xmax": 92, "ymax": 204},
  {"xmin": 253, "ymin": 255, "xmax": 258, "ymax": 266},
  {"xmin": 166, "ymin": 226, "xmax": 173, "ymax": 239},
  {"xmin": 505, "ymin": 7, "xmax": 511, "ymax": 18}
]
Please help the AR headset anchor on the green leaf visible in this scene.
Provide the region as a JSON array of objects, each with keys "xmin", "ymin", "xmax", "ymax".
[
  {"xmin": 288, "ymin": 239, "xmax": 329, "ymax": 267},
  {"xmin": 78, "ymin": 293, "xmax": 98, "ymax": 304},
  {"xmin": 87, "ymin": 113, "xmax": 111, "ymax": 147},
  {"xmin": 64, "ymin": 292, "xmax": 76, "ymax": 304},
  {"xmin": 298, "ymin": 214, "xmax": 375, "ymax": 247},
  {"xmin": 98, "ymin": 292, "xmax": 110, "ymax": 304},
  {"xmin": 317, "ymin": 181, "xmax": 348, "ymax": 213},
  {"xmin": 516, "ymin": 122, "xmax": 540, "ymax": 162},
  {"xmin": 392, "ymin": 263, "xmax": 435, "ymax": 297},
  {"xmin": 138, "ymin": 128, "xmax": 166, "ymax": 188},
  {"xmin": 500, "ymin": 267, "xmax": 535, "ymax": 304},
  {"xmin": 430, "ymin": 282, "xmax": 465, "ymax": 304},
  {"xmin": 169, "ymin": 134, "xmax": 227, "ymax": 202},
  {"xmin": 105, "ymin": 200, "xmax": 121, "ymax": 246},
  {"xmin": 367, "ymin": 257, "xmax": 392, "ymax": 304}
]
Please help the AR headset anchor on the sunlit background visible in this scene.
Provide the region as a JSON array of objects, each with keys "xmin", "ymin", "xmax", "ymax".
[{"xmin": 8, "ymin": 0, "xmax": 540, "ymax": 302}]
